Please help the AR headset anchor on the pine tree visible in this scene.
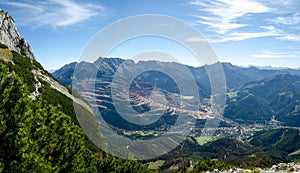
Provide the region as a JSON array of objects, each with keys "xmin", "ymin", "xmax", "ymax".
[{"xmin": 0, "ymin": 62, "xmax": 151, "ymax": 172}]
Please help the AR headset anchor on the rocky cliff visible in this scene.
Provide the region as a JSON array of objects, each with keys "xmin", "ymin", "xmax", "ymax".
[
  {"xmin": 0, "ymin": 9, "xmax": 92, "ymax": 113},
  {"xmin": 0, "ymin": 9, "xmax": 35, "ymax": 60}
]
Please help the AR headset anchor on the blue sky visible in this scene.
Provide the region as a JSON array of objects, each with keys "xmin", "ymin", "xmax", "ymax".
[{"xmin": 1, "ymin": 0, "xmax": 300, "ymax": 70}]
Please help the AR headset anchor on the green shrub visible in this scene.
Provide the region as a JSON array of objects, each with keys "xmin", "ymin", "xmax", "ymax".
[
  {"xmin": 0, "ymin": 62, "xmax": 152, "ymax": 173},
  {"xmin": 6, "ymin": 51, "xmax": 36, "ymax": 92},
  {"xmin": 0, "ymin": 42, "xmax": 8, "ymax": 49},
  {"xmin": 190, "ymin": 159, "xmax": 232, "ymax": 172}
]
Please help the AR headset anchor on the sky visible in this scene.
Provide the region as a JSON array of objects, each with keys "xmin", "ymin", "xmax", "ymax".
[{"xmin": 0, "ymin": 0, "xmax": 300, "ymax": 70}]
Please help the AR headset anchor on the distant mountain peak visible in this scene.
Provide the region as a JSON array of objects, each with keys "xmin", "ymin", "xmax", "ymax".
[
  {"xmin": 0, "ymin": 9, "xmax": 35, "ymax": 60},
  {"xmin": 273, "ymin": 72, "xmax": 295, "ymax": 79}
]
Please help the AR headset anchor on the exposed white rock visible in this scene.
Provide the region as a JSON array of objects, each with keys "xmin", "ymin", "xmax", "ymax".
[
  {"xmin": 0, "ymin": 9, "xmax": 35, "ymax": 60},
  {"xmin": 28, "ymin": 74, "xmax": 41, "ymax": 99},
  {"xmin": 32, "ymin": 69, "xmax": 93, "ymax": 114},
  {"xmin": 204, "ymin": 162, "xmax": 300, "ymax": 173},
  {"xmin": 0, "ymin": 9, "xmax": 93, "ymax": 115}
]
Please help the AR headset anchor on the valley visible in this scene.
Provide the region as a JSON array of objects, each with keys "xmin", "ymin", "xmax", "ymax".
[
  {"xmin": 53, "ymin": 57, "xmax": 300, "ymax": 171},
  {"xmin": 1, "ymin": 2, "xmax": 300, "ymax": 172}
]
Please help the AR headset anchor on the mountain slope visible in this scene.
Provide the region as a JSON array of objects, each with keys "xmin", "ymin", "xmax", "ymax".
[
  {"xmin": 156, "ymin": 128, "xmax": 300, "ymax": 171},
  {"xmin": 0, "ymin": 9, "xmax": 151, "ymax": 172},
  {"xmin": 0, "ymin": 64, "xmax": 151, "ymax": 172},
  {"xmin": 54, "ymin": 59, "xmax": 300, "ymax": 93},
  {"xmin": 225, "ymin": 74, "xmax": 300, "ymax": 126},
  {"xmin": 53, "ymin": 57, "xmax": 300, "ymax": 127},
  {"xmin": 0, "ymin": 9, "xmax": 93, "ymax": 121}
]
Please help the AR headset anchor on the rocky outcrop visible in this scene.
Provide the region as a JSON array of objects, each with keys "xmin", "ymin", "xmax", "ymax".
[
  {"xmin": 205, "ymin": 162, "xmax": 300, "ymax": 173},
  {"xmin": 0, "ymin": 9, "xmax": 35, "ymax": 60},
  {"xmin": 0, "ymin": 9, "xmax": 92, "ymax": 114}
]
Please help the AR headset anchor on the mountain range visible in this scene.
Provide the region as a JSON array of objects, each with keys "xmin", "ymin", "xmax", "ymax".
[
  {"xmin": 53, "ymin": 58, "xmax": 300, "ymax": 127},
  {"xmin": 52, "ymin": 58, "xmax": 300, "ymax": 171},
  {"xmin": 2, "ymin": 8, "xmax": 300, "ymax": 172},
  {"xmin": 225, "ymin": 73, "xmax": 300, "ymax": 126},
  {"xmin": 53, "ymin": 58, "xmax": 300, "ymax": 171}
]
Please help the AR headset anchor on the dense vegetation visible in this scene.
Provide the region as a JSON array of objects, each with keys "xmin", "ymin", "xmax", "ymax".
[
  {"xmin": 190, "ymin": 160, "xmax": 232, "ymax": 172},
  {"xmin": 0, "ymin": 43, "xmax": 8, "ymax": 49},
  {"xmin": 3, "ymin": 7, "xmax": 300, "ymax": 172},
  {"xmin": 0, "ymin": 52, "xmax": 151, "ymax": 172},
  {"xmin": 2, "ymin": 45, "xmax": 300, "ymax": 172},
  {"xmin": 225, "ymin": 74, "xmax": 300, "ymax": 126},
  {"xmin": 0, "ymin": 48, "xmax": 79, "ymax": 124},
  {"xmin": 146, "ymin": 128, "xmax": 300, "ymax": 172},
  {"xmin": 51, "ymin": 56, "xmax": 300, "ymax": 172}
]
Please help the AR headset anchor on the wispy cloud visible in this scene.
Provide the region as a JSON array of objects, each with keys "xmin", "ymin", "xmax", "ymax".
[
  {"xmin": 0, "ymin": 2, "xmax": 44, "ymax": 11},
  {"xmin": 189, "ymin": 0, "xmax": 300, "ymax": 42},
  {"xmin": 210, "ymin": 26, "xmax": 283, "ymax": 42},
  {"xmin": 190, "ymin": 0, "xmax": 269, "ymax": 34},
  {"xmin": 251, "ymin": 49, "xmax": 299, "ymax": 58},
  {"xmin": 278, "ymin": 34, "xmax": 300, "ymax": 42},
  {"xmin": 263, "ymin": 0, "xmax": 300, "ymax": 14},
  {"xmin": 0, "ymin": 0, "xmax": 105, "ymax": 28},
  {"xmin": 273, "ymin": 13, "xmax": 300, "ymax": 26}
]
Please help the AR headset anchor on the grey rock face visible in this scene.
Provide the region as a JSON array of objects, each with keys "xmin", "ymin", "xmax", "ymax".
[
  {"xmin": 0, "ymin": 9, "xmax": 35, "ymax": 60},
  {"xmin": 205, "ymin": 162, "xmax": 300, "ymax": 173},
  {"xmin": 0, "ymin": 9, "xmax": 92, "ymax": 113}
]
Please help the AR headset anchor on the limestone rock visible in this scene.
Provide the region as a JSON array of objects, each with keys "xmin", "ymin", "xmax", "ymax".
[{"xmin": 0, "ymin": 9, "xmax": 35, "ymax": 60}]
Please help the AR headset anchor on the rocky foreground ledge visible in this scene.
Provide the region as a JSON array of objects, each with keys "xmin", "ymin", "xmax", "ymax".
[{"xmin": 206, "ymin": 162, "xmax": 300, "ymax": 173}]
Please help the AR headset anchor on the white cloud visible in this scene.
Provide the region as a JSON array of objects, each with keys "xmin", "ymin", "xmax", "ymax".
[
  {"xmin": 273, "ymin": 13, "xmax": 300, "ymax": 26},
  {"xmin": 278, "ymin": 34, "xmax": 300, "ymax": 42},
  {"xmin": 251, "ymin": 49, "xmax": 298, "ymax": 58},
  {"xmin": 263, "ymin": 0, "xmax": 300, "ymax": 13},
  {"xmin": 0, "ymin": 2, "xmax": 44, "ymax": 11},
  {"xmin": 190, "ymin": 0, "xmax": 270, "ymax": 34},
  {"xmin": 211, "ymin": 26, "xmax": 283, "ymax": 42},
  {"xmin": 189, "ymin": 0, "xmax": 300, "ymax": 43},
  {"xmin": 0, "ymin": 0, "xmax": 105, "ymax": 28}
]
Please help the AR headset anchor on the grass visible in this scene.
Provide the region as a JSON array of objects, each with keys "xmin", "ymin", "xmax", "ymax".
[
  {"xmin": 148, "ymin": 160, "xmax": 165, "ymax": 170},
  {"xmin": 195, "ymin": 136, "xmax": 214, "ymax": 145},
  {"xmin": 289, "ymin": 149, "xmax": 300, "ymax": 156},
  {"xmin": 0, "ymin": 48, "xmax": 13, "ymax": 62}
]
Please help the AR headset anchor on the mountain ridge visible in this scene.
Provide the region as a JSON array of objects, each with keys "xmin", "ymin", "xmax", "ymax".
[
  {"xmin": 0, "ymin": 9, "xmax": 152, "ymax": 172},
  {"xmin": 0, "ymin": 9, "xmax": 35, "ymax": 60},
  {"xmin": 225, "ymin": 73, "xmax": 300, "ymax": 126},
  {"xmin": 54, "ymin": 57, "xmax": 300, "ymax": 90},
  {"xmin": 0, "ymin": 9, "xmax": 93, "ymax": 115},
  {"xmin": 1, "ymin": 8, "xmax": 300, "ymax": 172},
  {"xmin": 53, "ymin": 57, "xmax": 300, "ymax": 128}
]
